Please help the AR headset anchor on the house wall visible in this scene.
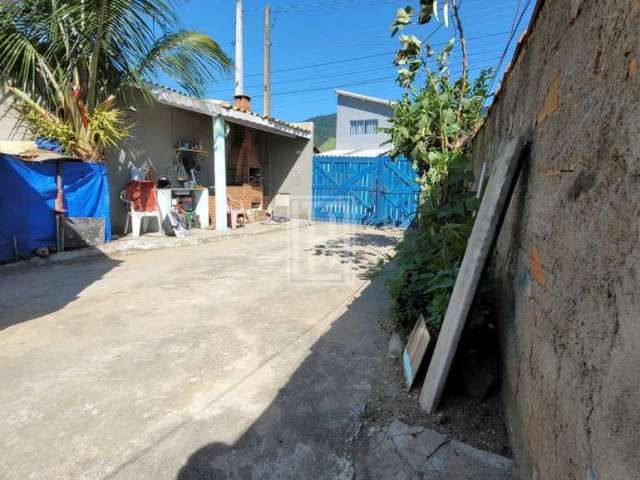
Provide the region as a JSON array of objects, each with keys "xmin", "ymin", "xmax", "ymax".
[
  {"xmin": 0, "ymin": 96, "xmax": 27, "ymax": 141},
  {"xmin": 227, "ymin": 124, "xmax": 262, "ymax": 185},
  {"xmin": 335, "ymin": 94, "xmax": 392, "ymax": 151},
  {"xmin": 208, "ymin": 184, "xmax": 265, "ymax": 228},
  {"xmin": 106, "ymin": 99, "xmax": 214, "ymax": 234},
  {"xmin": 469, "ymin": 1, "xmax": 640, "ymax": 479},
  {"xmin": 266, "ymin": 122, "xmax": 314, "ymax": 219}
]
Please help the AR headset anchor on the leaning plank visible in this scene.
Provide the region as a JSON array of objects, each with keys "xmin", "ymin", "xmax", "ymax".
[
  {"xmin": 403, "ymin": 315, "xmax": 431, "ymax": 388},
  {"xmin": 419, "ymin": 136, "xmax": 528, "ymax": 413}
]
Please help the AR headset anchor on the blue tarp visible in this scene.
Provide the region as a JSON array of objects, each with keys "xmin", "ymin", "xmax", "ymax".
[{"xmin": 0, "ymin": 154, "xmax": 111, "ymax": 261}]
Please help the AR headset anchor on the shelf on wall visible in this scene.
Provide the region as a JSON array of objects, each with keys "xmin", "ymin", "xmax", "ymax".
[{"xmin": 174, "ymin": 148, "xmax": 209, "ymax": 154}]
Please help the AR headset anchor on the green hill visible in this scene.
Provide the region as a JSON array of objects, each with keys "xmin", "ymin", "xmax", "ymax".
[
  {"xmin": 305, "ymin": 113, "xmax": 336, "ymax": 150},
  {"xmin": 318, "ymin": 137, "xmax": 336, "ymax": 152}
]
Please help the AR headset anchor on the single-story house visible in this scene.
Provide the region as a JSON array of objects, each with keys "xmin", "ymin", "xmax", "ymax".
[
  {"xmin": 0, "ymin": 89, "xmax": 314, "ymax": 236},
  {"xmin": 108, "ymin": 87, "xmax": 314, "ymax": 233}
]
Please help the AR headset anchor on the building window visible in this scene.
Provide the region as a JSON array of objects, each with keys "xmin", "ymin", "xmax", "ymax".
[{"xmin": 350, "ymin": 119, "xmax": 378, "ymax": 136}]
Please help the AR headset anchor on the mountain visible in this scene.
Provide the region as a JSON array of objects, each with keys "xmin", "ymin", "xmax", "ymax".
[
  {"xmin": 319, "ymin": 137, "xmax": 336, "ymax": 152},
  {"xmin": 305, "ymin": 113, "xmax": 336, "ymax": 151}
]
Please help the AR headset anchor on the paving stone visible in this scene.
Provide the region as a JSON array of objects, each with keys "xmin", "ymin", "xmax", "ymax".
[{"xmin": 361, "ymin": 420, "xmax": 516, "ymax": 480}]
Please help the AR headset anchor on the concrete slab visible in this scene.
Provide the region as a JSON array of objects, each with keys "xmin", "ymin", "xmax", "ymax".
[
  {"xmin": 0, "ymin": 224, "xmax": 402, "ymax": 479},
  {"xmin": 359, "ymin": 420, "xmax": 516, "ymax": 480}
]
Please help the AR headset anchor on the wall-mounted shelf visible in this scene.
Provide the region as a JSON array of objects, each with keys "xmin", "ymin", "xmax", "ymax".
[{"xmin": 174, "ymin": 148, "xmax": 209, "ymax": 155}]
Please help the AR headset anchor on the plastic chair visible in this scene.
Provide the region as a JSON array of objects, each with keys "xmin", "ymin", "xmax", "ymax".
[
  {"xmin": 227, "ymin": 196, "xmax": 247, "ymax": 230},
  {"xmin": 121, "ymin": 181, "xmax": 163, "ymax": 237}
]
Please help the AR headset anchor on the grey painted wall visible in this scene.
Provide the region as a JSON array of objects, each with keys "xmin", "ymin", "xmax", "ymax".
[
  {"xmin": 266, "ymin": 122, "xmax": 314, "ymax": 219},
  {"xmin": 106, "ymin": 98, "xmax": 214, "ymax": 234},
  {"xmin": 107, "ymin": 101, "xmax": 313, "ymax": 232},
  {"xmin": 470, "ymin": 1, "xmax": 640, "ymax": 479},
  {"xmin": 335, "ymin": 94, "xmax": 392, "ymax": 151},
  {"xmin": 0, "ymin": 96, "xmax": 28, "ymax": 141}
]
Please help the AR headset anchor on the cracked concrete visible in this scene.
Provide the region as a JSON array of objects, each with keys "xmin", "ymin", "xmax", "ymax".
[{"xmin": 356, "ymin": 420, "xmax": 516, "ymax": 479}]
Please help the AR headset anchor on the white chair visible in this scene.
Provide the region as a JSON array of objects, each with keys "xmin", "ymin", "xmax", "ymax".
[{"xmin": 120, "ymin": 189, "xmax": 163, "ymax": 237}]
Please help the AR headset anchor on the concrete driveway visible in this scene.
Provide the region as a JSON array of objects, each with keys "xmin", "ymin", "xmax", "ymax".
[{"xmin": 0, "ymin": 224, "xmax": 401, "ymax": 479}]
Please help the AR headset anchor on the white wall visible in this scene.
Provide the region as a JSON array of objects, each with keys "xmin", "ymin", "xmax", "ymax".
[
  {"xmin": 335, "ymin": 94, "xmax": 393, "ymax": 151},
  {"xmin": 106, "ymin": 99, "xmax": 214, "ymax": 234},
  {"xmin": 265, "ymin": 122, "xmax": 314, "ymax": 219}
]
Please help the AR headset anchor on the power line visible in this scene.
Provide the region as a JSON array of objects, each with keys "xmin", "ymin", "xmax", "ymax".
[
  {"xmin": 207, "ymin": 28, "xmax": 525, "ymax": 86},
  {"xmin": 268, "ymin": 0, "xmax": 521, "ymax": 47},
  {"xmin": 210, "ymin": 1, "xmax": 521, "ymax": 84},
  {"xmin": 248, "ymin": 56, "xmax": 503, "ymax": 101},
  {"xmin": 273, "ymin": 0, "xmax": 404, "ymax": 14},
  {"xmin": 207, "ymin": 47, "xmax": 508, "ymax": 96},
  {"xmin": 487, "ymin": 0, "xmax": 534, "ymax": 93}
]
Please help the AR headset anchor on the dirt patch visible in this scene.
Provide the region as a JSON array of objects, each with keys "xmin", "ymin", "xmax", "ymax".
[{"xmin": 357, "ymin": 348, "xmax": 512, "ymax": 458}]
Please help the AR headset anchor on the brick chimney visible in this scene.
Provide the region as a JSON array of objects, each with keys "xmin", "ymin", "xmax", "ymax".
[{"xmin": 234, "ymin": 94, "xmax": 252, "ymax": 113}]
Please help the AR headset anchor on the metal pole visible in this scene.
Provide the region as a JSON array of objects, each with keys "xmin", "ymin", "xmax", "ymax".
[
  {"xmin": 235, "ymin": 0, "xmax": 244, "ymax": 96},
  {"xmin": 54, "ymin": 160, "xmax": 66, "ymax": 252},
  {"xmin": 213, "ymin": 116, "xmax": 229, "ymax": 231},
  {"xmin": 263, "ymin": 4, "xmax": 271, "ymax": 117}
]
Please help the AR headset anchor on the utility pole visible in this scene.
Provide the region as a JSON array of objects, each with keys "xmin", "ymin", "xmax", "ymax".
[
  {"xmin": 235, "ymin": 0, "xmax": 244, "ymax": 96},
  {"xmin": 263, "ymin": 4, "xmax": 271, "ymax": 117}
]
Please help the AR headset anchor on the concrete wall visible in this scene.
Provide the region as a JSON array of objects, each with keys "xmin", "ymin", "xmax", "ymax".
[
  {"xmin": 266, "ymin": 122, "xmax": 314, "ymax": 219},
  {"xmin": 0, "ymin": 96, "xmax": 27, "ymax": 141},
  {"xmin": 107, "ymin": 99, "xmax": 214, "ymax": 234},
  {"xmin": 335, "ymin": 94, "xmax": 392, "ymax": 151},
  {"xmin": 469, "ymin": 1, "xmax": 640, "ymax": 479}
]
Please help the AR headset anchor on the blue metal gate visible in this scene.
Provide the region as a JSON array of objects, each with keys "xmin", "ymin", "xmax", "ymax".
[{"xmin": 312, "ymin": 155, "xmax": 419, "ymax": 228}]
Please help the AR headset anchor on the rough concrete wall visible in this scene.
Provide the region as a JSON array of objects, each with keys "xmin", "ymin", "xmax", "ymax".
[
  {"xmin": 106, "ymin": 99, "xmax": 213, "ymax": 234},
  {"xmin": 266, "ymin": 122, "xmax": 314, "ymax": 219},
  {"xmin": 335, "ymin": 95, "xmax": 392, "ymax": 151},
  {"xmin": 470, "ymin": 2, "xmax": 640, "ymax": 479}
]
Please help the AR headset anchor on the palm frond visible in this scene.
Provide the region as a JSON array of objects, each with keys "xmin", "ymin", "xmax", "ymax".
[
  {"xmin": 0, "ymin": 0, "xmax": 230, "ymax": 159},
  {"xmin": 135, "ymin": 31, "xmax": 232, "ymax": 97}
]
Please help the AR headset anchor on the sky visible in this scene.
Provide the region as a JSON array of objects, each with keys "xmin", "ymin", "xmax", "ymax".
[{"xmin": 175, "ymin": 0, "xmax": 536, "ymax": 122}]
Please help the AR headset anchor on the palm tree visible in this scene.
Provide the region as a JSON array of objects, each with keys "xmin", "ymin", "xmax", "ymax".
[{"xmin": 0, "ymin": 0, "xmax": 232, "ymax": 160}]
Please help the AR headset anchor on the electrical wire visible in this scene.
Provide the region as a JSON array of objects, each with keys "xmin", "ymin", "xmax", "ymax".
[
  {"xmin": 248, "ymin": 55, "xmax": 503, "ymax": 101},
  {"xmin": 207, "ymin": 26, "xmax": 525, "ymax": 86},
  {"xmin": 207, "ymin": 46, "xmax": 509, "ymax": 97},
  {"xmin": 487, "ymin": 0, "xmax": 534, "ymax": 93}
]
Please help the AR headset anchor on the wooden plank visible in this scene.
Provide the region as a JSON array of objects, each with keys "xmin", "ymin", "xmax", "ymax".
[
  {"xmin": 419, "ymin": 136, "xmax": 528, "ymax": 413},
  {"xmin": 403, "ymin": 315, "xmax": 431, "ymax": 388}
]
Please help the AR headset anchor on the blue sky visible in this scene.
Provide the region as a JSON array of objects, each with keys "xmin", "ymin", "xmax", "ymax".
[{"xmin": 176, "ymin": 0, "xmax": 535, "ymax": 121}]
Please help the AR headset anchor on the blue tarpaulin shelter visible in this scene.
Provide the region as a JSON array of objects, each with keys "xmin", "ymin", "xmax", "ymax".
[{"xmin": 0, "ymin": 154, "xmax": 111, "ymax": 261}]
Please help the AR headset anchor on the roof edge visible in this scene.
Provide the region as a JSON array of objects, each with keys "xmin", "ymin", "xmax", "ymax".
[
  {"xmin": 150, "ymin": 87, "xmax": 312, "ymax": 139},
  {"xmin": 335, "ymin": 89, "xmax": 392, "ymax": 106}
]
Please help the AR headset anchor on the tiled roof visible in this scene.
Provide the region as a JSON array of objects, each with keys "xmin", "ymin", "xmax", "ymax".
[
  {"xmin": 221, "ymin": 103, "xmax": 312, "ymax": 135},
  {"xmin": 149, "ymin": 85, "xmax": 312, "ymax": 139}
]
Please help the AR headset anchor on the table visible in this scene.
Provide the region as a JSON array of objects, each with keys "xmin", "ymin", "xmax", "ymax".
[{"xmin": 156, "ymin": 188, "xmax": 210, "ymax": 232}]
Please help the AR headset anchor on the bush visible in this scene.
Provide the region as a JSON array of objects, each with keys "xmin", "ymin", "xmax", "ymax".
[{"xmin": 381, "ymin": 5, "xmax": 493, "ymax": 336}]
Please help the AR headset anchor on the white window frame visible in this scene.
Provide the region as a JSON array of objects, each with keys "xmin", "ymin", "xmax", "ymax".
[{"xmin": 350, "ymin": 119, "xmax": 379, "ymax": 136}]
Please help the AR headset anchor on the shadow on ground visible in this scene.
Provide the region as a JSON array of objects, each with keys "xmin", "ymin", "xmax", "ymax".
[
  {"xmin": 0, "ymin": 253, "xmax": 122, "ymax": 330},
  {"xmin": 307, "ymin": 230, "xmax": 401, "ymax": 278},
  {"xmin": 175, "ymin": 275, "xmax": 390, "ymax": 479}
]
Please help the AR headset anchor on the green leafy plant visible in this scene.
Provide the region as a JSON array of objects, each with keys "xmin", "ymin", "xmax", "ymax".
[
  {"xmin": 383, "ymin": 1, "xmax": 492, "ymax": 334},
  {"xmin": 0, "ymin": 0, "xmax": 232, "ymax": 160}
]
